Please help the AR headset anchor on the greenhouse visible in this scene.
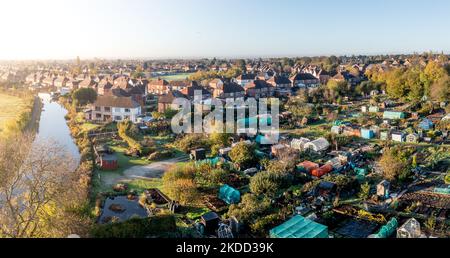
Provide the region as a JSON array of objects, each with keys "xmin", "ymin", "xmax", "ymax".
[
  {"xmin": 218, "ymin": 184, "xmax": 241, "ymax": 205},
  {"xmin": 270, "ymin": 215, "xmax": 328, "ymax": 238}
]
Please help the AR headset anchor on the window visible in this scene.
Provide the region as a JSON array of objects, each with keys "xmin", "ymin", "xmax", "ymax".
[
  {"xmin": 96, "ymin": 113, "xmax": 102, "ymax": 118},
  {"xmin": 124, "ymin": 108, "xmax": 130, "ymax": 113},
  {"xmin": 114, "ymin": 116, "xmax": 122, "ymax": 121},
  {"xmin": 104, "ymin": 107, "xmax": 111, "ymax": 112},
  {"xmin": 95, "ymin": 106, "xmax": 101, "ymax": 111},
  {"xmin": 114, "ymin": 108, "xmax": 121, "ymax": 112}
]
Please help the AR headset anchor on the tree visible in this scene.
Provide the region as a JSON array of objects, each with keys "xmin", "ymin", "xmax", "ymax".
[
  {"xmin": 249, "ymin": 171, "xmax": 280, "ymax": 196},
  {"xmin": 162, "ymin": 163, "xmax": 199, "ymax": 205},
  {"xmin": 0, "ymin": 134, "xmax": 90, "ymax": 237},
  {"xmin": 228, "ymin": 142, "xmax": 257, "ymax": 169},
  {"xmin": 227, "ymin": 194, "xmax": 271, "ymax": 224},
  {"xmin": 358, "ymin": 182, "xmax": 371, "ymax": 200},
  {"xmin": 378, "ymin": 146, "xmax": 411, "ymax": 182},
  {"xmin": 117, "ymin": 120, "xmax": 143, "ymax": 153},
  {"xmin": 72, "ymin": 88, "xmax": 97, "ymax": 106},
  {"xmin": 430, "ymin": 74, "xmax": 450, "ymax": 102}
]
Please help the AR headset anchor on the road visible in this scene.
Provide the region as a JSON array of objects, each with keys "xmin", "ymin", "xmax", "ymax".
[{"xmin": 101, "ymin": 155, "xmax": 190, "ymax": 186}]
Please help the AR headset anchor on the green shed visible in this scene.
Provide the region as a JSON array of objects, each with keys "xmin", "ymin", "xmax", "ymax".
[
  {"xmin": 270, "ymin": 215, "xmax": 328, "ymax": 238},
  {"xmin": 383, "ymin": 111, "xmax": 406, "ymax": 120},
  {"xmin": 218, "ymin": 184, "xmax": 241, "ymax": 205}
]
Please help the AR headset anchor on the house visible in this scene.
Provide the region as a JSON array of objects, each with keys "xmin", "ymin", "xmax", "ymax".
[
  {"xmin": 376, "ymin": 180, "xmax": 390, "ymax": 199},
  {"xmin": 245, "ymin": 80, "xmax": 274, "ymax": 98},
  {"xmin": 148, "ymin": 78, "xmax": 170, "ymax": 95},
  {"xmin": 235, "ymin": 73, "xmax": 255, "ymax": 87},
  {"xmin": 270, "ymin": 215, "xmax": 328, "ymax": 238},
  {"xmin": 361, "ymin": 128, "xmax": 375, "ymax": 139},
  {"xmin": 78, "ymin": 76, "xmax": 98, "ymax": 90},
  {"xmin": 406, "ymin": 133, "xmax": 419, "ymax": 143},
  {"xmin": 218, "ymin": 184, "xmax": 241, "ymax": 205},
  {"xmin": 86, "ymin": 95, "xmax": 141, "ymax": 123},
  {"xmin": 267, "ymin": 75, "xmax": 292, "ymax": 96},
  {"xmin": 157, "ymin": 90, "xmax": 185, "ymax": 113},
  {"xmin": 212, "ymin": 81, "xmax": 245, "ymax": 99},
  {"xmin": 304, "ymin": 137, "xmax": 330, "ymax": 152},
  {"xmin": 180, "ymin": 81, "xmax": 211, "ymax": 100},
  {"xmin": 419, "ymin": 118, "xmax": 434, "ymax": 131},
  {"xmin": 383, "ymin": 111, "xmax": 406, "ymax": 120},
  {"xmin": 208, "ymin": 78, "xmax": 224, "ymax": 90},
  {"xmin": 391, "ymin": 131, "xmax": 405, "ymax": 142},
  {"xmin": 97, "ymin": 77, "xmax": 114, "ymax": 95},
  {"xmin": 290, "ymin": 73, "xmax": 320, "ymax": 88},
  {"xmin": 169, "ymin": 80, "xmax": 190, "ymax": 91}
]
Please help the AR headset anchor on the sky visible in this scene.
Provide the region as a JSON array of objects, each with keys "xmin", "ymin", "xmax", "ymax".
[{"xmin": 0, "ymin": 0, "xmax": 449, "ymax": 60}]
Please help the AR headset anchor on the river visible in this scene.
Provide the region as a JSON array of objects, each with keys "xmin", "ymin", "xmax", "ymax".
[{"xmin": 34, "ymin": 93, "xmax": 81, "ymax": 165}]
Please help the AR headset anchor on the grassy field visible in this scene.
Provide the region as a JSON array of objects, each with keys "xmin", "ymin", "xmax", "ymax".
[
  {"xmin": 155, "ymin": 73, "xmax": 193, "ymax": 81},
  {"xmin": 0, "ymin": 93, "xmax": 29, "ymax": 135}
]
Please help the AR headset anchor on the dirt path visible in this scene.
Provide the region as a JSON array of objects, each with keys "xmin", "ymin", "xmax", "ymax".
[{"xmin": 101, "ymin": 155, "xmax": 190, "ymax": 186}]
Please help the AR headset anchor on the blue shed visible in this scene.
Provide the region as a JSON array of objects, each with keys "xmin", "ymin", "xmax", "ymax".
[
  {"xmin": 361, "ymin": 128, "xmax": 375, "ymax": 139},
  {"xmin": 218, "ymin": 184, "xmax": 241, "ymax": 205},
  {"xmin": 419, "ymin": 118, "xmax": 433, "ymax": 131}
]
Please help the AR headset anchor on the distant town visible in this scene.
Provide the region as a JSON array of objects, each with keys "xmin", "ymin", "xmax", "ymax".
[{"xmin": 0, "ymin": 53, "xmax": 449, "ymax": 239}]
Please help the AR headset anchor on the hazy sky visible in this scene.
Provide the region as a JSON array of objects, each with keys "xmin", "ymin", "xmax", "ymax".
[{"xmin": 0, "ymin": 0, "xmax": 449, "ymax": 60}]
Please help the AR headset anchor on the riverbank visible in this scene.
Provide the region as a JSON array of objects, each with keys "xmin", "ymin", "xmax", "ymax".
[{"xmin": 0, "ymin": 89, "xmax": 39, "ymax": 138}]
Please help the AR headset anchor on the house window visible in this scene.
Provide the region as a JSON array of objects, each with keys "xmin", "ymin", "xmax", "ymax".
[
  {"xmin": 124, "ymin": 108, "xmax": 130, "ymax": 113},
  {"xmin": 104, "ymin": 107, "xmax": 111, "ymax": 112},
  {"xmin": 114, "ymin": 116, "xmax": 122, "ymax": 121},
  {"xmin": 114, "ymin": 108, "xmax": 121, "ymax": 112},
  {"xmin": 95, "ymin": 106, "xmax": 101, "ymax": 111},
  {"xmin": 96, "ymin": 113, "xmax": 102, "ymax": 118}
]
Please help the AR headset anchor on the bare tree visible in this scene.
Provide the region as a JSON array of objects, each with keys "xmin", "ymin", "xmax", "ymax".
[{"xmin": 0, "ymin": 133, "xmax": 91, "ymax": 238}]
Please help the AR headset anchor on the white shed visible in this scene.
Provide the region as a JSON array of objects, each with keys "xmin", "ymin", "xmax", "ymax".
[{"xmin": 290, "ymin": 137, "xmax": 310, "ymax": 151}]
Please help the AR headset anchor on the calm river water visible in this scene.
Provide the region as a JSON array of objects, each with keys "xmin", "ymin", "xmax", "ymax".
[{"xmin": 34, "ymin": 93, "xmax": 81, "ymax": 164}]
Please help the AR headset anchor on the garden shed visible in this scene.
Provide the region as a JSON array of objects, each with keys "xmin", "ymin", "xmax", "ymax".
[
  {"xmin": 297, "ymin": 161, "xmax": 319, "ymax": 173},
  {"xmin": 419, "ymin": 118, "xmax": 434, "ymax": 131},
  {"xmin": 383, "ymin": 111, "xmax": 406, "ymax": 120},
  {"xmin": 361, "ymin": 128, "xmax": 375, "ymax": 139},
  {"xmin": 270, "ymin": 215, "xmax": 328, "ymax": 238},
  {"xmin": 218, "ymin": 184, "xmax": 241, "ymax": 205}
]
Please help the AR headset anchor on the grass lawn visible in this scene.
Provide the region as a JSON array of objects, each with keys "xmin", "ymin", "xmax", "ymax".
[
  {"xmin": 0, "ymin": 93, "xmax": 28, "ymax": 135},
  {"xmin": 155, "ymin": 73, "xmax": 193, "ymax": 81},
  {"xmin": 80, "ymin": 122, "xmax": 101, "ymax": 132},
  {"xmin": 127, "ymin": 178, "xmax": 164, "ymax": 193},
  {"xmin": 109, "ymin": 145, "xmax": 152, "ymax": 174}
]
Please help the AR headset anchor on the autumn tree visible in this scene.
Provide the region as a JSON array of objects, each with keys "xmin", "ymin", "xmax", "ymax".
[
  {"xmin": 0, "ymin": 134, "xmax": 91, "ymax": 237},
  {"xmin": 378, "ymin": 146, "xmax": 412, "ymax": 182},
  {"xmin": 228, "ymin": 142, "xmax": 257, "ymax": 169},
  {"xmin": 162, "ymin": 163, "xmax": 199, "ymax": 205}
]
